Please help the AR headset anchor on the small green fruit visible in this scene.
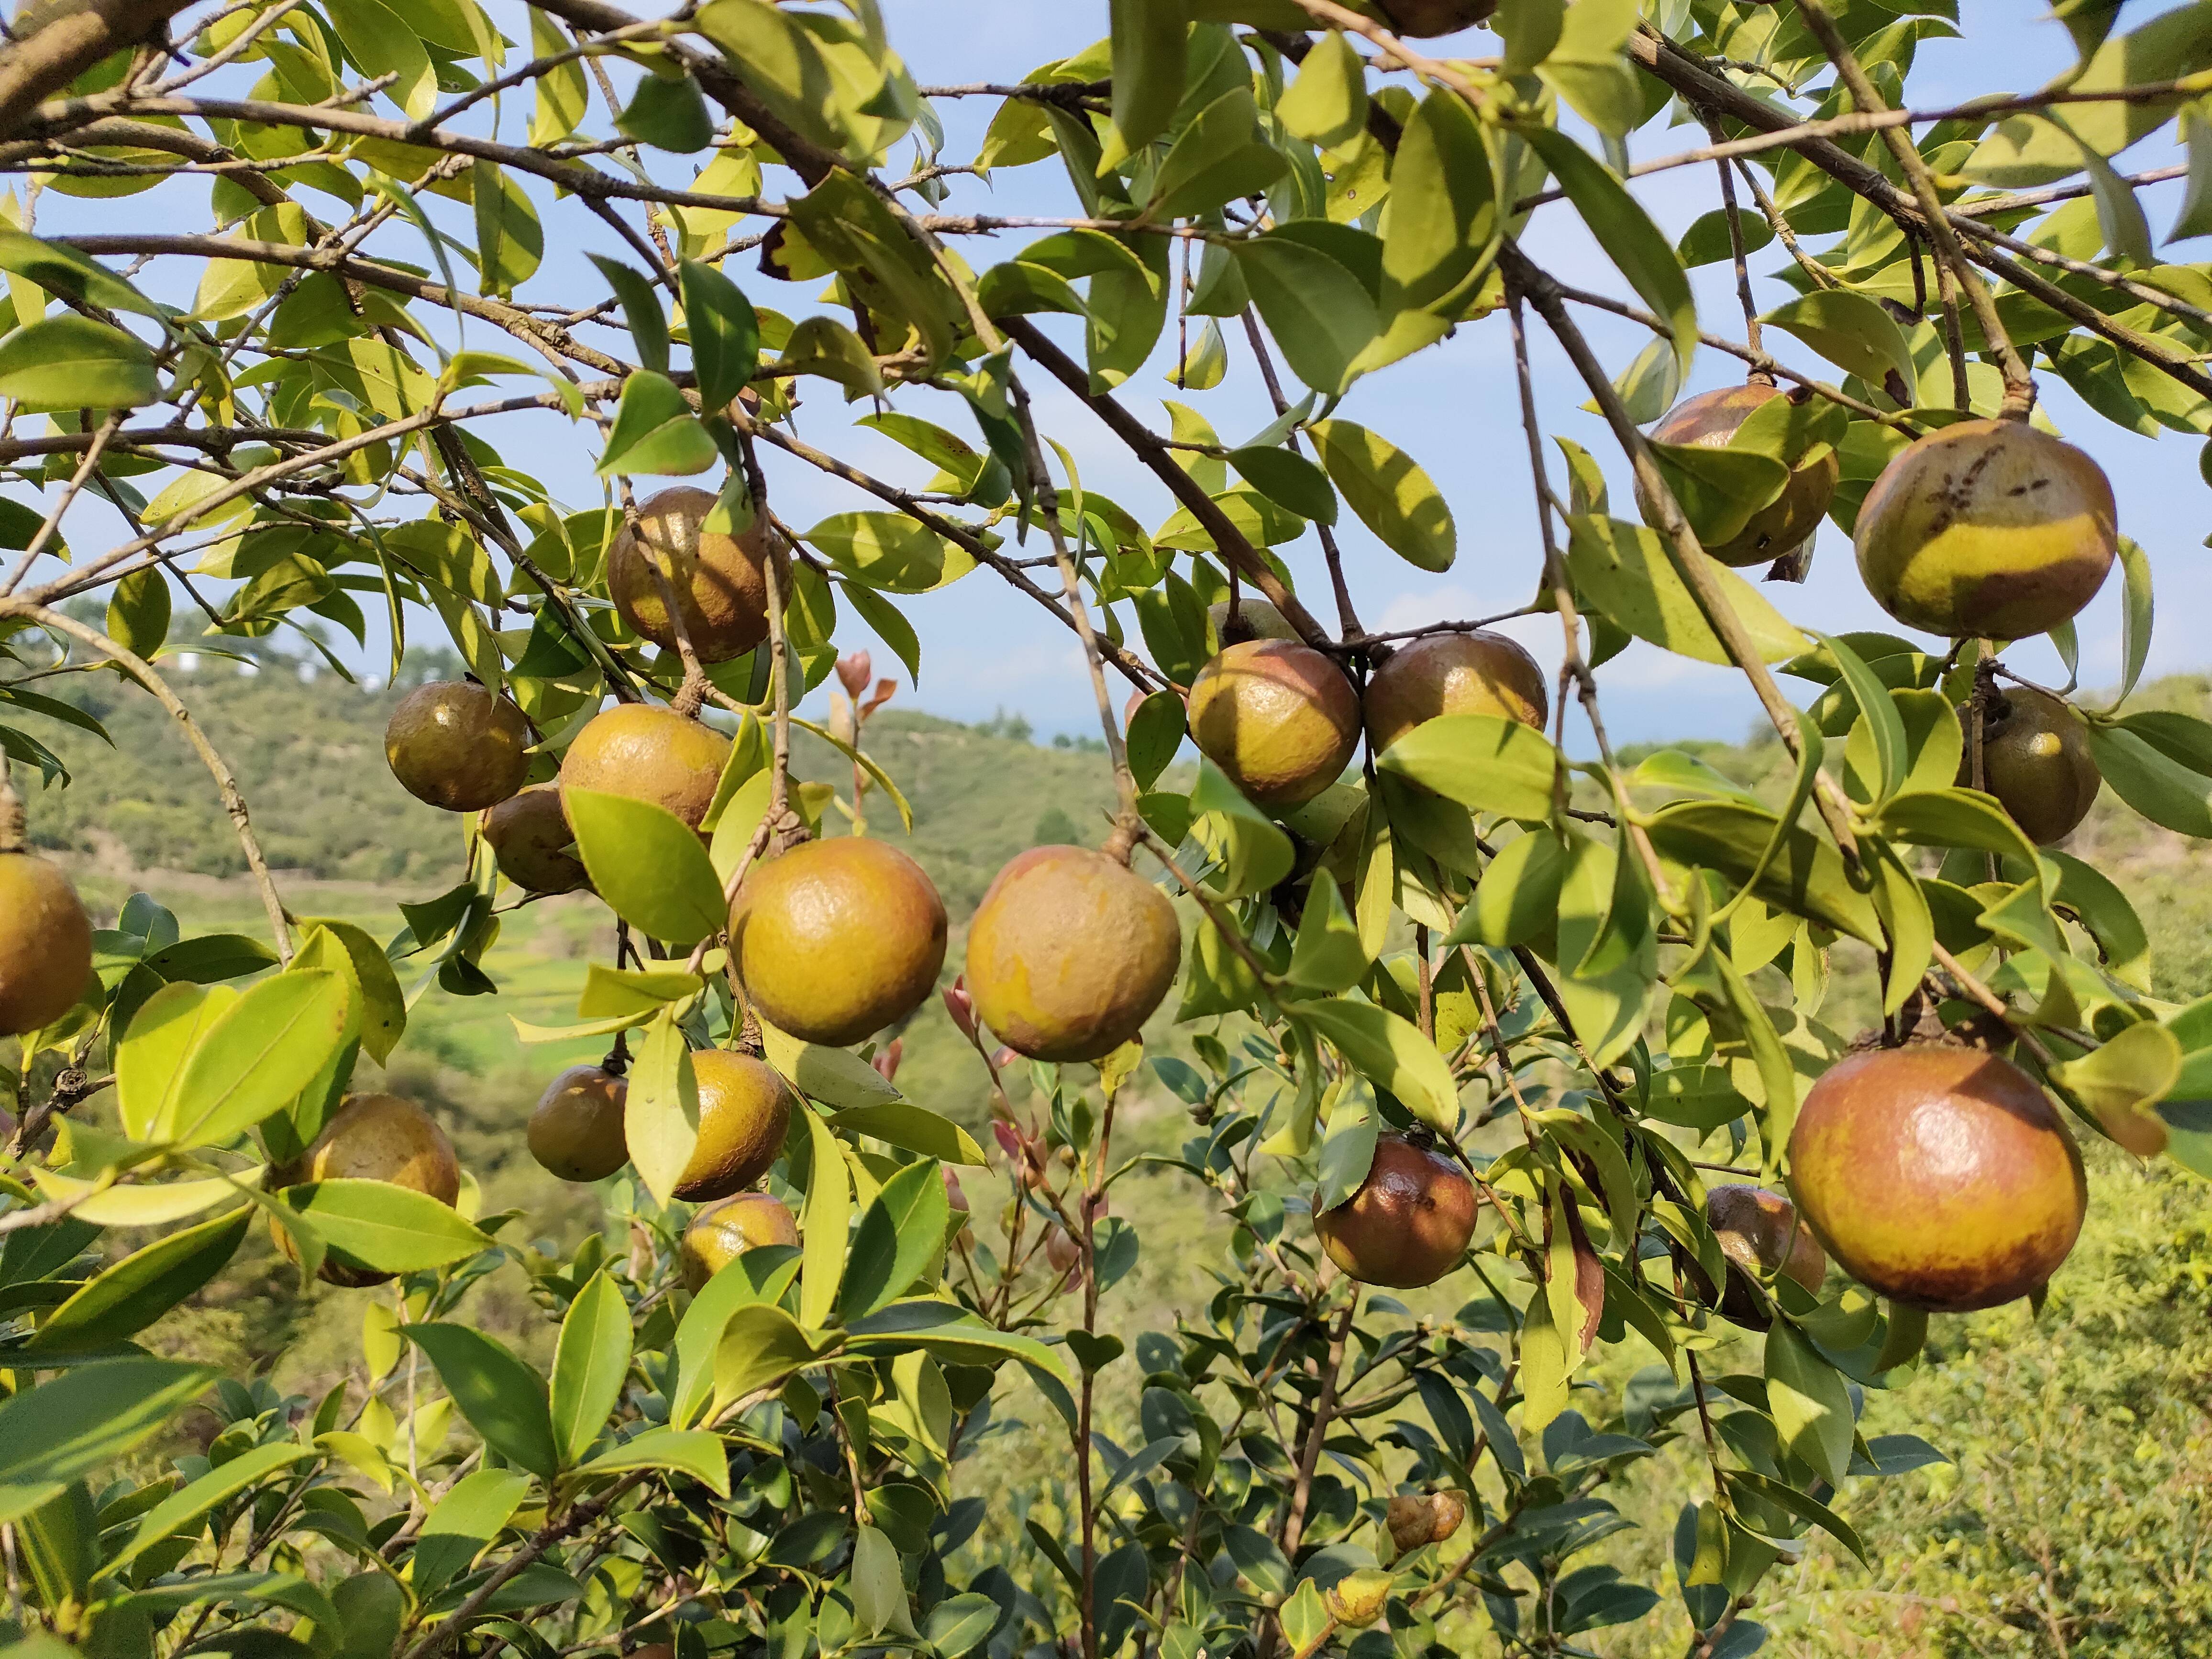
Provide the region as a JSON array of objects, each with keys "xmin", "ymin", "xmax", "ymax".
[
  {"xmin": 1959, "ymin": 685, "xmax": 2100, "ymax": 845},
  {"xmin": 1188, "ymin": 640, "xmax": 1360, "ymax": 812},
  {"xmin": 385, "ymin": 681, "xmax": 531, "ymax": 812}
]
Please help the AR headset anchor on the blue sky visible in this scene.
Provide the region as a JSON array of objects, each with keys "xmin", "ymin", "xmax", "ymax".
[{"xmin": 18, "ymin": 0, "xmax": 2208, "ymax": 749}]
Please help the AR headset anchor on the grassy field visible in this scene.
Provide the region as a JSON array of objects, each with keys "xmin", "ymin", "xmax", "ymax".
[{"xmin": 15, "ymin": 666, "xmax": 2212, "ymax": 1655}]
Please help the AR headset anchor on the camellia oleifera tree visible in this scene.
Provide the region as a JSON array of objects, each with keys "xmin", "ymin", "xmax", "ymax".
[{"xmin": 7, "ymin": 0, "xmax": 2212, "ymax": 1652}]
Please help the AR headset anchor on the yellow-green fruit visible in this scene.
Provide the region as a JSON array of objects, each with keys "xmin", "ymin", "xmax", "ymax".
[
  {"xmin": 1371, "ymin": 0, "xmax": 1495, "ymax": 33},
  {"xmin": 1313, "ymin": 1135, "xmax": 1478, "ymax": 1288},
  {"xmin": 561, "ymin": 703, "xmax": 731, "ymax": 834},
  {"xmin": 527, "ymin": 1065, "xmax": 628, "ymax": 1182},
  {"xmin": 608, "ymin": 486, "xmax": 771, "ymax": 664},
  {"xmin": 1788, "ymin": 1046, "xmax": 2086, "ymax": 1312},
  {"xmin": 964, "ymin": 846, "xmax": 1181, "ymax": 1062},
  {"xmin": 1205, "ymin": 596, "xmax": 1298, "ymax": 652},
  {"xmin": 681, "ymin": 1192, "xmax": 799, "ymax": 1291},
  {"xmin": 484, "ymin": 785, "xmax": 590, "ymax": 895},
  {"xmin": 0, "ymin": 846, "xmax": 92, "ymax": 1037},
  {"xmin": 1642, "ymin": 383, "xmax": 1841, "ymax": 568},
  {"xmin": 734, "ymin": 838, "xmax": 948, "ymax": 1047},
  {"xmin": 1188, "ymin": 640, "xmax": 1360, "ymax": 812},
  {"xmin": 272, "ymin": 1094, "xmax": 461, "ymax": 1288},
  {"xmin": 1959, "ymin": 685, "xmax": 2101, "ymax": 846},
  {"xmin": 1324, "ymin": 1569, "xmax": 1395, "ymax": 1627},
  {"xmin": 1704, "ymin": 1183, "xmax": 1827, "ymax": 1323},
  {"xmin": 1855, "ymin": 419, "xmax": 2117, "ymax": 640},
  {"xmin": 385, "ymin": 681, "xmax": 531, "ymax": 812},
  {"xmin": 1362, "ymin": 630, "xmax": 1548, "ymax": 756},
  {"xmin": 674, "ymin": 1049, "xmax": 797, "ymax": 1202}
]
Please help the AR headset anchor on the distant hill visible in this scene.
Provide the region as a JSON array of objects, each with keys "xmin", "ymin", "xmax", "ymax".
[{"xmin": 12, "ymin": 660, "xmax": 1125, "ymax": 910}]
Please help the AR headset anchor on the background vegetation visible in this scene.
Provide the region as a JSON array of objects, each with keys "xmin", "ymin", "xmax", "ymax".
[{"xmin": 19, "ymin": 664, "xmax": 2212, "ymax": 1658}]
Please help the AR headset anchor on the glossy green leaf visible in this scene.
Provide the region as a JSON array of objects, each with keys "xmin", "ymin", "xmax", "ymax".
[
  {"xmin": 1308, "ymin": 420, "xmax": 1453, "ymax": 570},
  {"xmin": 1102, "ymin": 0, "xmax": 1186, "ymax": 169},
  {"xmin": 1295, "ymin": 998, "xmax": 1460, "ymax": 1130},
  {"xmin": 403, "ymin": 1324, "xmax": 557, "ymax": 1481},
  {"xmin": 108, "ymin": 1441, "xmax": 317, "ymax": 1573},
  {"xmin": 1566, "ymin": 514, "xmax": 1806, "ymax": 666},
  {"xmin": 597, "ymin": 370, "xmax": 717, "ymax": 477},
  {"xmin": 1646, "ymin": 801, "xmax": 1883, "ymax": 944},
  {"xmin": 1375, "ymin": 713, "xmax": 1559, "ymax": 822},
  {"xmin": 1275, "ymin": 30, "xmax": 1365, "ymax": 147},
  {"xmin": 830, "ymin": 1103, "xmax": 987, "ymax": 1165},
  {"xmin": 552, "ymin": 1272, "xmax": 633, "ymax": 1468},
  {"xmin": 170, "ymin": 970, "xmax": 353, "ymax": 1148},
  {"xmin": 839, "ymin": 1159, "xmax": 951, "ymax": 1322},
  {"xmin": 1233, "ymin": 235, "xmax": 1378, "ymax": 395},
  {"xmin": 799, "ymin": 1106, "xmax": 850, "ymax": 1329},
  {"xmin": 1766, "ymin": 1320, "xmax": 1856, "ymax": 1486},
  {"xmin": 24, "ymin": 1206, "xmax": 247, "ymax": 1353},
  {"xmin": 566, "ymin": 788, "xmax": 726, "ymax": 946},
  {"xmin": 678, "ymin": 259, "xmax": 761, "ymax": 412},
  {"xmin": 0, "ymin": 1361, "xmax": 215, "ymax": 1525},
  {"xmin": 0, "ymin": 315, "xmax": 156, "ymax": 410},
  {"xmin": 627, "ymin": 1008, "xmax": 701, "ymax": 1209},
  {"xmin": 1524, "ymin": 126, "xmax": 1695, "ymax": 371},
  {"xmin": 1760, "ymin": 290, "xmax": 1918, "ymax": 402},
  {"xmin": 276, "ymin": 1179, "xmax": 489, "ymax": 1275},
  {"xmin": 1190, "ymin": 757, "xmax": 1296, "ymax": 898},
  {"xmin": 411, "ymin": 1468, "xmax": 532, "ymax": 1599}
]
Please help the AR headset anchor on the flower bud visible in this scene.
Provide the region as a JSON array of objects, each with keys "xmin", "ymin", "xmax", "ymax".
[
  {"xmin": 871, "ymin": 1037, "xmax": 903, "ymax": 1084},
  {"xmin": 942, "ymin": 978, "xmax": 979, "ymax": 1042}
]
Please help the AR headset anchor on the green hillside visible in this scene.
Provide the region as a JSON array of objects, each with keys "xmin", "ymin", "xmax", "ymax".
[{"xmin": 15, "ymin": 664, "xmax": 2212, "ymax": 1655}]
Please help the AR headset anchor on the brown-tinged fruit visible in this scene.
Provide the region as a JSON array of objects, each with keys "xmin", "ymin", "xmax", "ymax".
[
  {"xmin": 1188, "ymin": 639, "xmax": 1360, "ymax": 812},
  {"xmin": 384, "ymin": 681, "xmax": 531, "ymax": 812},
  {"xmin": 561, "ymin": 703, "xmax": 731, "ymax": 834},
  {"xmin": 484, "ymin": 785, "xmax": 590, "ymax": 895},
  {"xmin": 733, "ymin": 837, "xmax": 948, "ymax": 1048},
  {"xmin": 1206, "ymin": 596, "xmax": 1298, "ymax": 651},
  {"xmin": 680, "ymin": 1192, "xmax": 798, "ymax": 1291},
  {"xmin": 1703, "ymin": 1183, "xmax": 1827, "ymax": 1323},
  {"xmin": 1855, "ymin": 419, "xmax": 2117, "ymax": 640},
  {"xmin": 0, "ymin": 786, "xmax": 92, "ymax": 1036},
  {"xmin": 1788, "ymin": 1046, "xmax": 2087, "ymax": 1312},
  {"xmin": 527, "ymin": 1065, "xmax": 628, "ymax": 1183},
  {"xmin": 608, "ymin": 486, "xmax": 771, "ymax": 663},
  {"xmin": 1371, "ymin": 0, "xmax": 1496, "ymax": 33},
  {"xmin": 1642, "ymin": 383, "xmax": 1841, "ymax": 568},
  {"xmin": 1313, "ymin": 1135, "xmax": 1478, "ymax": 1289},
  {"xmin": 1959, "ymin": 685, "xmax": 2101, "ymax": 845},
  {"xmin": 1324, "ymin": 1569, "xmax": 1395, "ymax": 1627},
  {"xmin": 673, "ymin": 1049, "xmax": 797, "ymax": 1202},
  {"xmin": 1362, "ymin": 630, "xmax": 1549, "ymax": 755},
  {"xmin": 1387, "ymin": 1491, "xmax": 1468, "ymax": 1554},
  {"xmin": 271, "ymin": 1094, "xmax": 461, "ymax": 1287},
  {"xmin": 964, "ymin": 845, "xmax": 1181, "ymax": 1062}
]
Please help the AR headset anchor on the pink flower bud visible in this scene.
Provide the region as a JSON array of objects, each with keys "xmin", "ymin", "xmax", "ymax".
[
  {"xmin": 991, "ymin": 1046, "xmax": 1018, "ymax": 1074},
  {"xmin": 867, "ymin": 677, "xmax": 898, "ymax": 715},
  {"xmin": 942, "ymin": 979, "xmax": 978, "ymax": 1041},
  {"xmin": 942, "ymin": 1168, "xmax": 970, "ymax": 1213},
  {"xmin": 836, "ymin": 650, "xmax": 873, "ymax": 699},
  {"xmin": 992, "ymin": 1120, "xmax": 1022, "ymax": 1164},
  {"xmin": 872, "ymin": 1037, "xmax": 903, "ymax": 1084}
]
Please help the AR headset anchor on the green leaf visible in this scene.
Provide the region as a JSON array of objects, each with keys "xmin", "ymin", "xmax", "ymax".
[
  {"xmin": 0, "ymin": 1361, "xmax": 215, "ymax": 1525},
  {"xmin": 324, "ymin": 0, "xmax": 436, "ymax": 117},
  {"xmin": 1150, "ymin": 88, "xmax": 1287, "ymax": 220},
  {"xmin": 1760, "ymin": 290, "xmax": 1917, "ymax": 402},
  {"xmin": 1875, "ymin": 786, "xmax": 2044, "ymax": 874},
  {"xmin": 106, "ymin": 1441, "xmax": 316, "ymax": 1573},
  {"xmin": 597, "ymin": 371, "xmax": 716, "ymax": 478},
  {"xmin": 799, "ymin": 1106, "xmax": 849, "ymax": 1329},
  {"xmin": 1818, "ymin": 631, "xmax": 1908, "ymax": 806},
  {"xmin": 1234, "ymin": 235, "xmax": 1378, "ymax": 395},
  {"xmin": 1101, "ymin": 0, "xmax": 1186, "ymax": 170},
  {"xmin": 578, "ymin": 1426, "xmax": 730, "ymax": 1496},
  {"xmin": 1295, "ymin": 998, "xmax": 1460, "ymax": 1130},
  {"xmin": 830, "ymin": 1103, "xmax": 986, "ymax": 1165},
  {"xmin": 1380, "ymin": 90, "xmax": 1496, "ymax": 314},
  {"xmin": 1191, "ymin": 758, "xmax": 1296, "ymax": 898},
  {"xmin": 469, "ymin": 162, "xmax": 543, "ymax": 297},
  {"xmin": 277, "ymin": 1180, "xmax": 489, "ymax": 1275},
  {"xmin": 411, "ymin": 1468, "xmax": 531, "ymax": 1600},
  {"xmin": 552, "ymin": 1272, "xmax": 632, "ymax": 1469},
  {"xmin": 1522, "ymin": 126, "xmax": 1695, "ymax": 372},
  {"xmin": 0, "ymin": 231, "xmax": 158, "ymax": 316},
  {"xmin": 668, "ymin": 1248, "xmax": 801, "ymax": 1426},
  {"xmin": 925, "ymin": 1592, "xmax": 1002, "ymax": 1659},
  {"xmin": 24, "ymin": 1206, "xmax": 247, "ymax": 1353},
  {"xmin": 1646, "ymin": 801, "xmax": 1884, "ymax": 944},
  {"xmin": 116, "ymin": 981, "xmax": 227, "ymax": 1143},
  {"xmin": 1313, "ymin": 1079, "xmax": 1378, "ymax": 1211},
  {"xmin": 589, "ymin": 253, "xmax": 670, "ymax": 374},
  {"xmin": 403, "ymin": 1324, "xmax": 557, "ymax": 1481},
  {"xmin": 1375, "ymin": 713, "xmax": 1559, "ymax": 822},
  {"xmin": 852, "ymin": 1523, "xmax": 917, "ymax": 1638},
  {"xmin": 839, "ymin": 1159, "xmax": 950, "ymax": 1322},
  {"xmin": 1284, "ymin": 874, "xmax": 1369, "ymax": 994},
  {"xmin": 713, "ymin": 1300, "xmax": 826, "ymax": 1412},
  {"xmin": 677, "ymin": 259, "xmax": 760, "ymax": 413},
  {"xmin": 807, "ymin": 512, "xmax": 974, "ymax": 592},
  {"xmin": 1308, "ymin": 420, "xmax": 1453, "ymax": 570},
  {"xmin": 1647, "ymin": 440, "xmax": 1788, "ymax": 550},
  {"xmin": 2112, "ymin": 537, "xmax": 2154, "ymax": 707},
  {"xmin": 619, "ymin": 71, "xmax": 714, "ymax": 153},
  {"xmin": 1276, "ymin": 30, "xmax": 1365, "ymax": 147},
  {"xmin": 1227, "ymin": 445, "xmax": 1337, "ymax": 525},
  {"xmin": 627, "ymin": 1009, "xmax": 700, "ymax": 1209},
  {"xmin": 1126, "ymin": 690, "xmax": 1187, "ymax": 791},
  {"xmin": 2053, "ymin": 1019, "xmax": 2181, "ymax": 1123},
  {"xmin": 842, "ymin": 1300, "xmax": 1073, "ymax": 1391},
  {"xmin": 105, "ymin": 567, "xmax": 170, "ymax": 661},
  {"xmin": 758, "ymin": 1018, "xmax": 901, "ymax": 1109},
  {"xmin": 1565, "ymin": 514, "xmax": 1807, "ymax": 666},
  {"xmin": 566, "ymin": 789, "xmax": 726, "ymax": 946},
  {"xmin": 0, "ymin": 315, "xmax": 156, "ymax": 409},
  {"xmin": 294, "ymin": 919, "xmax": 406, "ymax": 1066},
  {"xmin": 1450, "ymin": 829, "xmax": 1568, "ymax": 948},
  {"xmin": 170, "ymin": 970, "xmax": 353, "ymax": 1148},
  {"xmin": 1766, "ymin": 1320, "xmax": 1855, "ymax": 1486}
]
